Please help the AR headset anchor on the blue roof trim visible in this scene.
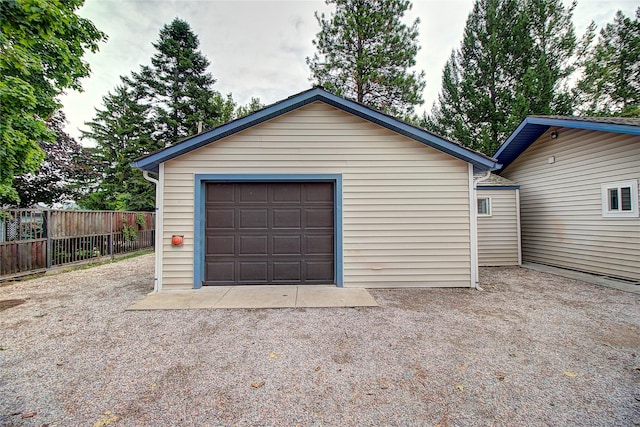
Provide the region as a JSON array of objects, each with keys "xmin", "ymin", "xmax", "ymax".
[
  {"xmin": 495, "ymin": 116, "xmax": 640, "ymax": 170},
  {"xmin": 131, "ymin": 88, "xmax": 501, "ymax": 173},
  {"xmin": 476, "ymin": 185, "xmax": 520, "ymax": 190}
]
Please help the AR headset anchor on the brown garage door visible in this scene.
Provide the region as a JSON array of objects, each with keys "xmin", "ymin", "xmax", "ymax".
[{"xmin": 204, "ymin": 182, "xmax": 334, "ymax": 285}]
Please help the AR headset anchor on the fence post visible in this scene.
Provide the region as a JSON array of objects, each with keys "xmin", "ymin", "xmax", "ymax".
[
  {"xmin": 46, "ymin": 209, "xmax": 52, "ymax": 269},
  {"xmin": 110, "ymin": 212, "xmax": 114, "ymax": 261}
]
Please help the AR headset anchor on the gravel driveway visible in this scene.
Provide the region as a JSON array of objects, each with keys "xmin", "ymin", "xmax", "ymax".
[{"xmin": 1, "ymin": 254, "xmax": 639, "ymax": 426}]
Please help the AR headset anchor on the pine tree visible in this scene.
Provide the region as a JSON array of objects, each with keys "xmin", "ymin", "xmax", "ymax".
[
  {"xmin": 134, "ymin": 18, "xmax": 220, "ymax": 145},
  {"xmin": 520, "ymin": 0, "xmax": 577, "ymax": 116},
  {"xmin": 79, "ymin": 81, "xmax": 156, "ymax": 211},
  {"xmin": 426, "ymin": 0, "xmax": 576, "ymax": 154},
  {"xmin": 575, "ymin": 8, "xmax": 640, "ymax": 116},
  {"xmin": 235, "ymin": 97, "xmax": 265, "ymax": 119},
  {"xmin": 307, "ymin": 0, "xmax": 426, "ymax": 116}
]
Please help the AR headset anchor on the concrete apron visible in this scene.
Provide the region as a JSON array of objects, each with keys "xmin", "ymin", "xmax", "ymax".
[{"xmin": 127, "ymin": 286, "xmax": 379, "ymax": 310}]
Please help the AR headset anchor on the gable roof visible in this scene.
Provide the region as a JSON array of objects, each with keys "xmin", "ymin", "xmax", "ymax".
[
  {"xmin": 131, "ymin": 87, "xmax": 501, "ymax": 173},
  {"xmin": 494, "ymin": 115, "xmax": 640, "ymax": 170},
  {"xmin": 476, "ymin": 173, "xmax": 519, "ymax": 188}
]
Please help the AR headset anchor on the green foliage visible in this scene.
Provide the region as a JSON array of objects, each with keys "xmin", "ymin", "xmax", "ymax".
[
  {"xmin": 134, "ymin": 18, "xmax": 220, "ymax": 145},
  {"xmin": 575, "ymin": 8, "xmax": 640, "ymax": 116},
  {"xmin": 81, "ymin": 18, "xmax": 267, "ymax": 211},
  {"xmin": 307, "ymin": 0, "xmax": 426, "ymax": 116},
  {"xmin": 78, "ymin": 81, "xmax": 157, "ymax": 211},
  {"xmin": 426, "ymin": 0, "xmax": 576, "ymax": 154},
  {"xmin": 121, "ymin": 216, "xmax": 137, "ymax": 242},
  {"xmin": 1, "ymin": 111, "xmax": 98, "ymax": 207},
  {"xmin": 0, "ymin": 0, "xmax": 106, "ymax": 202},
  {"xmin": 135, "ymin": 213, "xmax": 147, "ymax": 229},
  {"xmin": 210, "ymin": 93, "xmax": 237, "ymax": 126},
  {"xmin": 235, "ymin": 97, "xmax": 265, "ymax": 119}
]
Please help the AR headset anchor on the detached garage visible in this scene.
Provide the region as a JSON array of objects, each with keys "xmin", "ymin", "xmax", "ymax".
[{"xmin": 132, "ymin": 88, "xmax": 501, "ymax": 290}]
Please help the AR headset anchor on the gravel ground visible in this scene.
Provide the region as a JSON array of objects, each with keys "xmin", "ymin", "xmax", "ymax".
[{"xmin": 1, "ymin": 254, "xmax": 639, "ymax": 427}]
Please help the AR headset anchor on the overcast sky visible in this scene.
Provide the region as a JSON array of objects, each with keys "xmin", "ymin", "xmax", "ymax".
[{"xmin": 59, "ymin": 0, "xmax": 638, "ymax": 141}]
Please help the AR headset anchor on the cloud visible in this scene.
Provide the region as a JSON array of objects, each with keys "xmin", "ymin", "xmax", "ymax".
[{"xmin": 60, "ymin": 0, "xmax": 638, "ymax": 142}]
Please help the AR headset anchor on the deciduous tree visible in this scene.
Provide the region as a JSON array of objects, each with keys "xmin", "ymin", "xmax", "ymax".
[
  {"xmin": 0, "ymin": 0, "xmax": 105, "ymax": 202},
  {"xmin": 5, "ymin": 112, "xmax": 97, "ymax": 208}
]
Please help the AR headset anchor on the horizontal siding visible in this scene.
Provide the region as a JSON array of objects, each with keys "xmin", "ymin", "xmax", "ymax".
[
  {"xmin": 161, "ymin": 101, "xmax": 471, "ymax": 288},
  {"xmin": 502, "ymin": 128, "xmax": 640, "ymax": 280},
  {"xmin": 477, "ymin": 189, "xmax": 520, "ymax": 266}
]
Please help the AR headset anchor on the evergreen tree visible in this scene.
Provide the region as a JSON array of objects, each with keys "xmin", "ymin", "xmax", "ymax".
[
  {"xmin": 134, "ymin": 18, "xmax": 220, "ymax": 145},
  {"xmin": 4, "ymin": 111, "xmax": 97, "ymax": 208},
  {"xmin": 575, "ymin": 8, "xmax": 640, "ymax": 116},
  {"xmin": 80, "ymin": 18, "xmax": 265, "ymax": 211},
  {"xmin": 235, "ymin": 97, "xmax": 265, "ymax": 119},
  {"xmin": 426, "ymin": 0, "xmax": 576, "ymax": 154},
  {"xmin": 79, "ymin": 81, "xmax": 156, "ymax": 211},
  {"xmin": 307, "ymin": 0, "xmax": 426, "ymax": 116},
  {"xmin": 521, "ymin": 0, "xmax": 577, "ymax": 116}
]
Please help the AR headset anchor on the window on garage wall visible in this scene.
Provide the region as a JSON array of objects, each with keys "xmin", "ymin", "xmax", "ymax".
[
  {"xmin": 601, "ymin": 180, "xmax": 639, "ymax": 218},
  {"xmin": 477, "ymin": 197, "xmax": 491, "ymax": 216}
]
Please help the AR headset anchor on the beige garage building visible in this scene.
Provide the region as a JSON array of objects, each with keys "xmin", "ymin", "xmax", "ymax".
[
  {"xmin": 132, "ymin": 88, "xmax": 501, "ymax": 290},
  {"xmin": 477, "ymin": 174, "xmax": 521, "ymax": 267}
]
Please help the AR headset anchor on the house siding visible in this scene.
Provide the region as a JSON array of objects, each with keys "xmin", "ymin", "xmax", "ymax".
[
  {"xmin": 501, "ymin": 127, "xmax": 640, "ymax": 280},
  {"xmin": 477, "ymin": 188, "xmax": 520, "ymax": 266},
  {"xmin": 161, "ymin": 101, "xmax": 472, "ymax": 289}
]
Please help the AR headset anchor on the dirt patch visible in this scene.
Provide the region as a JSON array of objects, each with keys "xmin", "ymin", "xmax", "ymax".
[{"xmin": 0, "ymin": 299, "xmax": 26, "ymax": 312}]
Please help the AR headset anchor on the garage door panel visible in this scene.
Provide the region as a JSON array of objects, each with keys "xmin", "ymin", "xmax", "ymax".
[
  {"xmin": 207, "ymin": 183, "xmax": 235, "ymax": 203},
  {"xmin": 306, "ymin": 208, "xmax": 334, "ymax": 228},
  {"xmin": 305, "ymin": 235, "xmax": 334, "ymax": 255},
  {"xmin": 239, "ymin": 235, "xmax": 267, "ymax": 255},
  {"xmin": 239, "ymin": 209, "xmax": 268, "ymax": 229},
  {"xmin": 207, "ymin": 208, "xmax": 235, "ymax": 229},
  {"xmin": 272, "ymin": 183, "xmax": 302, "ymax": 203},
  {"xmin": 240, "ymin": 183, "xmax": 269, "ymax": 203},
  {"xmin": 306, "ymin": 261, "xmax": 334, "ymax": 281},
  {"xmin": 207, "ymin": 261, "xmax": 235, "ymax": 282},
  {"xmin": 208, "ymin": 236, "xmax": 235, "ymax": 255},
  {"xmin": 273, "ymin": 235, "xmax": 302, "ymax": 255},
  {"xmin": 239, "ymin": 262, "xmax": 268, "ymax": 282},
  {"xmin": 273, "ymin": 209, "xmax": 301, "ymax": 229},
  {"xmin": 305, "ymin": 184, "xmax": 334, "ymax": 203},
  {"xmin": 273, "ymin": 262, "xmax": 301, "ymax": 281},
  {"xmin": 205, "ymin": 182, "xmax": 334, "ymax": 285}
]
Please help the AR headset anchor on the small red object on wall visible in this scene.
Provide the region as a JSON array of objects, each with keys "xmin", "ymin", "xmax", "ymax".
[{"xmin": 171, "ymin": 235, "xmax": 184, "ymax": 247}]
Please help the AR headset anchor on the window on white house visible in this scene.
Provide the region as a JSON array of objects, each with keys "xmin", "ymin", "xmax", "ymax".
[
  {"xmin": 477, "ymin": 197, "xmax": 491, "ymax": 216},
  {"xmin": 601, "ymin": 180, "xmax": 639, "ymax": 218}
]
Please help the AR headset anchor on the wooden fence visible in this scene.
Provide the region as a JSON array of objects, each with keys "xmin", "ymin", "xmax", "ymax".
[{"xmin": 0, "ymin": 209, "xmax": 155, "ymax": 279}]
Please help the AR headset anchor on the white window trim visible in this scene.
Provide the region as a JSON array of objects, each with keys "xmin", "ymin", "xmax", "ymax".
[
  {"xmin": 477, "ymin": 197, "xmax": 492, "ymax": 217},
  {"xmin": 601, "ymin": 179, "xmax": 639, "ymax": 218}
]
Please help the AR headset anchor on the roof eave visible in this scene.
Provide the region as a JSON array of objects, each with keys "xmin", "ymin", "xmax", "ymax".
[
  {"xmin": 131, "ymin": 88, "xmax": 502, "ymax": 173},
  {"xmin": 495, "ymin": 116, "xmax": 640, "ymax": 170}
]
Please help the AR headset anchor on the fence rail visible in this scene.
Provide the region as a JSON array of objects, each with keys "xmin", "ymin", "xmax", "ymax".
[{"xmin": 0, "ymin": 209, "xmax": 155, "ymax": 279}]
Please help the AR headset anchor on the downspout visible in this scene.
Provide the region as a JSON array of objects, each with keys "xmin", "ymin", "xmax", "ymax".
[
  {"xmin": 143, "ymin": 170, "xmax": 162, "ymax": 293},
  {"xmin": 515, "ymin": 188, "xmax": 522, "ymax": 266},
  {"xmin": 470, "ymin": 168, "xmax": 492, "ymax": 290}
]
